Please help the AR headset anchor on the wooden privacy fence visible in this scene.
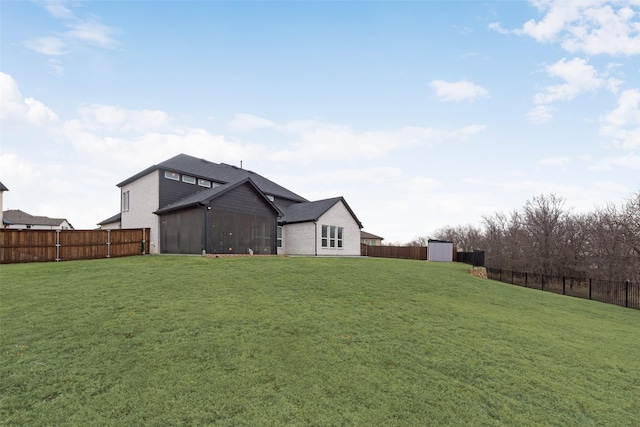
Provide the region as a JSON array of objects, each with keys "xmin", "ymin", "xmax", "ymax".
[
  {"xmin": 0, "ymin": 229, "xmax": 150, "ymax": 264},
  {"xmin": 486, "ymin": 267, "xmax": 639, "ymax": 310},
  {"xmin": 361, "ymin": 244, "xmax": 427, "ymax": 260}
]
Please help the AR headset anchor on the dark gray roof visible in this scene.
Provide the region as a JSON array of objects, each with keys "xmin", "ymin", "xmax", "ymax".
[
  {"xmin": 0, "ymin": 182, "xmax": 8, "ymax": 192},
  {"xmin": 117, "ymin": 153, "xmax": 307, "ymax": 203},
  {"xmin": 278, "ymin": 197, "xmax": 362, "ymax": 228},
  {"xmin": 155, "ymin": 178, "xmax": 281, "ymax": 215},
  {"xmin": 3, "ymin": 209, "xmax": 70, "ymax": 227},
  {"xmin": 97, "ymin": 212, "xmax": 121, "ymax": 225}
]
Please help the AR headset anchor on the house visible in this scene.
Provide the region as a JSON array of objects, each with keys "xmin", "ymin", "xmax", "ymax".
[
  {"xmin": 101, "ymin": 154, "xmax": 363, "ymax": 256},
  {"xmin": 0, "ymin": 182, "xmax": 7, "ymax": 227},
  {"xmin": 3, "ymin": 209, "xmax": 74, "ymax": 230},
  {"xmin": 97, "ymin": 213, "xmax": 121, "ymax": 230},
  {"xmin": 361, "ymin": 231, "xmax": 384, "ymax": 246}
]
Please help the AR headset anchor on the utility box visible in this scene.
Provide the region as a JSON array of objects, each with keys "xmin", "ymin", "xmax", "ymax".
[{"xmin": 427, "ymin": 239, "xmax": 454, "ymax": 262}]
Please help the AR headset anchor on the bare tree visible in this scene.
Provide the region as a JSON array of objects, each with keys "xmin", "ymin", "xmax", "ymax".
[
  {"xmin": 407, "ymin": 236, "xmax": 428, "ymax": 247},
  {"xmin": 522, "ymin": 194, "xmax": 569, "ymax": 275},
  {"xmin": 482, "ymin": 212, "xmax": 508, "ymax": 268},
  {"xmin": 422, "ymin": 190, "xmax": 639, "ymax": 281}
]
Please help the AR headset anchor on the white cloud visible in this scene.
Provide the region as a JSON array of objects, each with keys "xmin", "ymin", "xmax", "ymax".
[
  {"xmin": 227, "ymin": 113, "xmax": 276, "ymax": 132},
  {"xmin": 525, "ymin": 105, "xmax": 555, "ymax": 123},
  {"xmin": 534, "ymin": 57, "xmax": 609, "ymax": 104},
  {"xmin": 590, "ymin": 152, "xmax": 640, "ymax": 169},
  {"xmin": 24, "ymin": 2, "xmax": 120, "ymax": 74},
  {"xmin": 65, "ymin": 20, "xmax": 119, "ymax": 49},
  {"xmin": 74, "ymin": 104, "xmax": 172, "ymax": 133},
  {"xmin": 266, "ymin": 120, "xmax": 486, "ymax": 163},
  {"xmin": 0, "ymin": 72, "xmax": 59, "ymax": 126},
  {"xmin": 493, "ymin": 0, "xmax": 640, "ymax": 56},
  {"xmin": 599, "ymin": 88, "xmax": 640, "ymax": 149},
  {"xmin": 24, "ymin": 36, "xmax": 67, "ymax": 56},
  {"xmin": 529, "ymin": 57, "xmax": 622, "ymax": 122},
  {"xmin": 430, "ymin": 80, "xmax": 490, "ymax": 102},
  {"xmin": 540, "ymin": 156, "xmax": 571, "ymax": 166},
  {"xmin": 43, "ymin": 1, "xmax": 76, "ymax": 20}
]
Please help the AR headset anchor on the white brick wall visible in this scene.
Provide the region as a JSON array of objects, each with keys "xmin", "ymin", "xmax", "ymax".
[
  {"xmin": 120, "ymin": 171, "xmax": 161, "ymax": 253},
  {"xmin": 282, "ymin": 222, "xmax": 317, "ymax": 255},
  {"xmin": 281, "ymin": 200, "xmax": 361, "ymax": 256},
  {"xmin": 316, "ymin": 201, "xmax": 361, "ymax": 256}
]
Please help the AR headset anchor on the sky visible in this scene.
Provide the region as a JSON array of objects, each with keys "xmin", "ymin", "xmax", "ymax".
[{"xmin": 1, "ymin": 0, "xmax": 639, "ymax": 244}]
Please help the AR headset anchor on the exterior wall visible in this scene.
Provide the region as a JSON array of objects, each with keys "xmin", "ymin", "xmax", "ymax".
[
  {"xmin": 428, "ymin": 242, "xmax": 454, "ymax": 262},
  {"xmin": 282, "ymin": 222, "xmax": 317, "ymax": 255},
  {"xmin": 99, "ymin": 222, "xmax": 121, "ymax": 230},
  {"xmin": 361, "ymin": 238, "xmax": 382, "ymax": 246},
  {"xmin": 0, "ymin": 191, "xmax": 3, "ymax": 226},
  {"xmin": 4, "ymin": 221, "xmax": 71, "ymax": 230},
  {"xmin": 316, "ymin": 201, "xmax": 361, "ymax": 256},
  {"xmin": 120, "ymin": 170, "xmax": 161, "ymax": 253}
]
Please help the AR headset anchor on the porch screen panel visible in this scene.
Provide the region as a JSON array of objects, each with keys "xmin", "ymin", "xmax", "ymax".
[{"xmin": 208, "ymin": 210, "xmax": 275, "ymax": 255}]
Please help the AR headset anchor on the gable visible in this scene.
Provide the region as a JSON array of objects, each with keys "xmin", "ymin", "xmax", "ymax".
[
  {"xmin": 156, "ymin": 178, "xmax": 280, "ymax": 217},
  {"xmin": 209, "ymin": 181, "xmax": 279, "ymax": 217}
]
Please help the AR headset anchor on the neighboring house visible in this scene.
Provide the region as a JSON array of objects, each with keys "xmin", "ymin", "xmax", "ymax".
[
  {"xmin": 3, "ymin": 209, "xmax": 74, "ymax": 230},
  {"xmin": 361, "ymin": 231, "xmax": 384, "ymax": 246},
  {"xmin": 0, "ymin": 182, "xmax": 7, "ymax": 227},
  {"xmin": 100, "ymin": 153, "xmax": 363, "ymax": 256},
  {"xmin": 97, "ymin": 213, "xmax": 121, "ymax": 230}
]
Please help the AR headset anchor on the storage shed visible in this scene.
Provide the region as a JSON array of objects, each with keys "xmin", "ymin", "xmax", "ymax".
[{"xmin": 427, "ymin": 239, "xmax": 454, "ymax": 262}]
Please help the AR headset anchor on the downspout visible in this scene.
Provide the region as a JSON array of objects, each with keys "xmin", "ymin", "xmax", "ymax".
[
  {"xmin": 198, "ymin": 202, "xmax": 209, "ymax": 255},
  {"xmin": 314, "ymin": 221, "xmax": 318, "ymax": 256}
]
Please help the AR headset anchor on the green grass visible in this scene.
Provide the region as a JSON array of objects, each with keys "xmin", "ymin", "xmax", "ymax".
[{"xmin": 1, "ymin": 256, "xmax": 639, "ymax": 426}]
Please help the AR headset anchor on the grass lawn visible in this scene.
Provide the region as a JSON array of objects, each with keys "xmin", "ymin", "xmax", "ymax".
[{"xmin": 1, "ymin": 256, "xmax": 639, "ymax": 426}]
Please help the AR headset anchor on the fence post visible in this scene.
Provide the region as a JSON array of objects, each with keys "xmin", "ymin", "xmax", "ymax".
[
  {"xmin": 541, "ymin": 274, "xmax": 544, "ymax": 291},
  {"xmin": 563, "ymin": 276, "xmax": 566, "ymax": 295},
  {"xmin": 511, "ymin": 270, "xmax": 514, "ymax": 284},
  {"xmin": 589, "ymin": 278, "xmax": 592, "ymax": 300},
  {"xmin": 499, "ymin": 269, "xmax": 502, "ymax": 282},
  {"xmin": 626, "ymin": 281, "xmax": 629, "ymax": 308},
  {"xmin": 107, "ymin": 229, "xmax": 111, "ymax": 258},
  {"xmin": 55, "ymin": 230, "xmax": 61, "ymax": 262},
  {"xmin": 525, "ymin": 272, "xmax": 528, "ymax": 288}
]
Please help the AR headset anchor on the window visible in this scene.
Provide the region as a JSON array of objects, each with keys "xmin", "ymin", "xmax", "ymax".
[
  {"xmin": 321, "ymin": 225, "xmax": 344, "ymax": 249},
  {"xmin": 165, "ymin": 171, "xmax": 179, "ymax": 181},
  {"xmin": 122, "ymin": 191, "xmax": 130, "ymax": 212},
  {"xmin": 277, "ymin": 226, "xmax": 283, "ymax": 248},
  {"xmin": 182, "ymin": 175, "xmax": 196, "ymax": 184},
  {"xmin": 198, "ymin": 178, "xmax": 211, "ymax": 188},
  {"xmin": 322, "ymin": 225, "xmax": 328, "ymax": 247}
]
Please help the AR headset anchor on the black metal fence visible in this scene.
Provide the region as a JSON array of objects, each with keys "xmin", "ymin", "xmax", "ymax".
[
  {"xmin": 485, "ymin": 267, "xmax": 639, "ymax": 310},
  {"xmin": 456, "ymin": 250, "xmax": 485, "ymax": 267}
]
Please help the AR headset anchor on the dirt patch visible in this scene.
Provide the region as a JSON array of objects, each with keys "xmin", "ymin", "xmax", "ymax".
[{"xmin": 469, "ymin": 267, "xmax": 487, "ymax": 279}]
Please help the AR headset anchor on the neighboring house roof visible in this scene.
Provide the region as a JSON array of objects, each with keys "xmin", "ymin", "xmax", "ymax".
[
  {"xmin": 155, "ymin": 177, "xmax": 282, "ymax": 216},
  {"xmin": 97, "ymin": 212, "xmax": 121, "ymax": 226},
  {"xmin": 279, "ymin": 197, "xmax": 363, "ymax": 228},
  {"xmin": 118, "ymin": 153, "xmax": 308, "ymax": 204},
  {"xmin": 361, "ymin": 231, "xmax": 384, "ymax": 240},
  {"xmin": 0, "ymin": 182, "xmax": 8, "ymax": 192},
  {"xmin": 3, "ymin": 209, "xmax": 72, "ymax": 228}
]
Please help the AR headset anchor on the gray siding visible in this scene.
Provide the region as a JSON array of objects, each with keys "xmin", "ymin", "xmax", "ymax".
[{"xmin": 206, "ymin": 183, "xmax": 278, "ymax": 255}]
